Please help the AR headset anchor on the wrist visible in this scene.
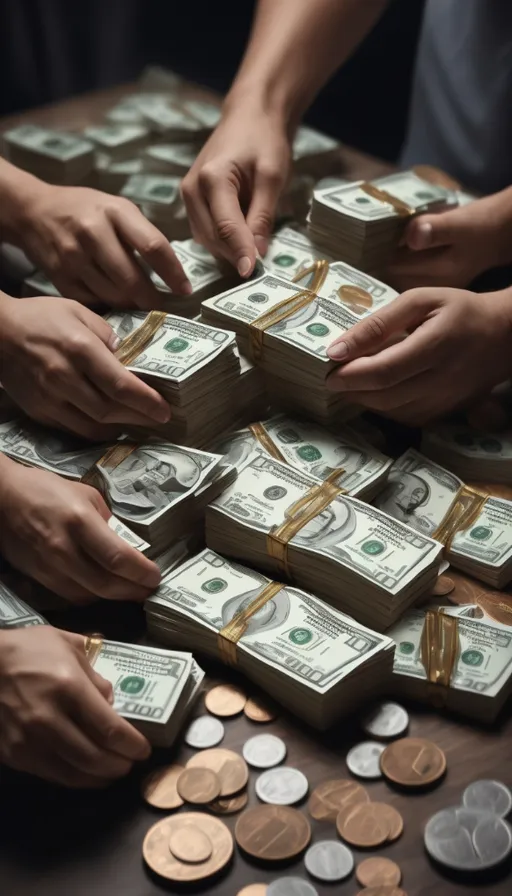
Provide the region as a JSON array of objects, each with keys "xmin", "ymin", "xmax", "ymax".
[{"xmin": 224, "ymin": 78, "xmax": 303, "ymax": 137}]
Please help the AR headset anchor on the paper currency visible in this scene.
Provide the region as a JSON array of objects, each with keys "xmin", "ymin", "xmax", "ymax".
[
  {"xmin": 265, "ymin": 227, "xmax": 333, "ymax": 280},
  {"xmin": 143, "ymin": 143, "xmax": 199, "ymax": 176},
  {"xmin": 0, "ymin": 580, "xmax": 46, "ymax": 628},
  {"xmin": 83, "ymin": 123, "xmax": 149, "ymax": 160},
  {"xmin": 3, "ymin": 124, "xmax": 94, "ymax": 184},
  {"xmin": 422, "ymin": 423, "xmax": 512, "ymax": 484},
  {"xmin": 22, "ymin": 270, "xmax": 61, "ymax": 297},
  {"xmin": 145, "ymin": 238, "xmax": 237, "ymax": 317}
]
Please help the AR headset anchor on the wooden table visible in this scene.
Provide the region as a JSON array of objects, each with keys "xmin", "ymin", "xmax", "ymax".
[{"xmin": 0, "ymin": 83, "xmax": 510, "ymax": 896}]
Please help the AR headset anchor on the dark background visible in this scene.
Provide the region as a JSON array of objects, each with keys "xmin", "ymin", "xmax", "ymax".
[{"xmin": 0, "ymin": 0, "xmax": 426, "ymax": 162}]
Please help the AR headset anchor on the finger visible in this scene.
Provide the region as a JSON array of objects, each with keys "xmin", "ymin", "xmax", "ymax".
[
  {"xmin": 11, "ymin": 750, "xmax": 113, "ymax": 789},
  {"xmin": 78, "ymin": 345, "xmax": 171, "ymax": 424},
  {"xmin": 79, "ymin": 511, "xmax": 161, "ymax": 591},
  {"xmin": 199, "ymin": 171, "xmax": 258, "ymax": 276},
  {"xmin": 183, "ymin": 183, "xmax": 218, "ymax": 249},
  {"xmin": 69, "ymin": 674, "xmax": 151, "ymax": 761},
  {"xmin": 46, "ymin": 403, "xmax": 124, "ymax": 441},
  {"xmin": 61, "ymin": 370, "xmax": 171, "ymax": 428},
  {"xmin": 110, "ymin": 203, "xmax": 192, "ymax": 296},
  {"xmin": 50, "ymin": 274, "xmax": 105, "ymax": 308},
  {"xmin": 246, "ymin": 165, "xmax": 284, "ymax": 257},
  {"xmin": 64, "ymin": 545, "xmax": 155, "ymax": 602},
  {"xmin": 49, "ymin": 716, "xmax": 133, "ymax": 779},
  {"xmin": 385, "ymin": 246, "xmax": 453, "ymax": 291},
  {"xmin": 79, "ymin": 262, "xmax": 126, "ymax": 307},
  {"xmin": 76, "ymin": 305, "xmax": 121, "ymax": 351},
  {"xmin": 345, "ymin": 369, "xmax": 434, "ymax": 412},
  {"xmin": 405, "ymin": 207, "xmax": 466, "ymax": 251}
]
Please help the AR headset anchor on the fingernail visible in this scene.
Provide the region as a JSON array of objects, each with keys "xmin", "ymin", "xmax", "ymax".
[
  {"xmin": 328, "ymin": 342, "xmax": 349, "ymax": 361},
  {"xmin": 255, "ymin": 235, "xmax": 268, "ymax": 257},
  {"xmin": 143, "ymin": 567, "xmax": 161, "ymax": 589},
  {"xmin": 153, "ymin": 403, "xmax": 171, "ymax": 424},
  {"xmin": 180, "ymin": 279, "xmax": 193, "ymax": 295},
  {"xmin": 108, "ymin": 684, "xmax": 115, "ymax": 705},
  {"xmin": 238, "ymin": 256, "xmax": 252, "ymax": 277},
  {"xmin": 414, "ymin": 221, "xmax": 433, "ymax": 249},
  {"xmin": 109, "ymin": 334, "xmax": 121, "ymax": 352}
]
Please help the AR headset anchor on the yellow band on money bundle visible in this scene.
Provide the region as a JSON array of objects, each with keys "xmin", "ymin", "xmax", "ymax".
[
  {"xmin": 217, "ymin": 581, "xmax": 284, "ymax": 666},
  {"xmin": 291, "ymin": 259, "xmax": 330, "ymax": 294},
  {"xmin": 249, "ymin": 421, "xmax": 347, "ymax": 489},
  {"xmin": 293, "ymin": 260, "xmax": 375, "ymax": 313},
  {"xmin": 420, "ymin": 609, "xmax": 459, "ymax": 708},
  {"xmin": 81, "ymin": 441, "xmax": 139, "ymax": 488},
  {"xmin": 360, "ymin": 182, "xmax": 415, "ymax": 217},
  {"xmin": 432, "ymin": 485, "xmax": 488, "ymax": 554},
  {"xmin": 84, "ymin": 632, "xmax": 104, "ymax": 666},
  {"xmin": 115, "ymin": 310, "xmax": 167, "ymax": 367},
  {"xmin": 249, "ymin": 287, "xmax": 316, "ymax": 362}
]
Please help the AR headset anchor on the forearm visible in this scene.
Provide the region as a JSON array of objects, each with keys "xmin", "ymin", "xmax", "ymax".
[
  {"xmin": 225, "ymin": 0, "xmax": 390, "ymax": 129},
  {"xmin": 0, "ymin": 158, "xmax": 46, "ymax": 244}
]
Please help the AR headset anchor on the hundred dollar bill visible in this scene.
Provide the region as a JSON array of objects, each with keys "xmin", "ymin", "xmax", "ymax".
[
  {"xmin": 0, "ymin": 580, "xmax": 46, "ymax": 628},
  {"xmin": 0, "ymin": 418, "xmax": 105, "ymax": 480},
  {"xmin": 121, "ymin": 174, "xmax": 181, "ymax": 208},
  {"xmin": 83, "ymin": 123, "xmax": 148, "ymax": 154},
  {"xmin": 294, "ymin": 260, "xmax": 399, "ymax": 318},
  {"xmin": 144, "ymin": 143, "xmax": 198, "ymax": 175},
  {"xmin": 265, "ymin": 227, "xmax": 332, "ymax": 280},
  {"xmin": 4, "ymin": 124, "xmax": 94, "ymax": 161},
  {"xmin": 314, "ymin": 172, "xmax": 456, "ymax": 222}
]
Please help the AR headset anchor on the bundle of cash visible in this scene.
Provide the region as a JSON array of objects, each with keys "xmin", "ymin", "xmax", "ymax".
[
  {"xmin": 138, "ymin": 96, "xmax": 218, "ymax": 142},
  {"xmin": 201, "ymin": 268, "xmax": 397, "ymax": 425},
  {"xmin": 3, "ymin": 124, "xmax": 94, "ymax": 185},
  {"xmin": 143, "ymin": 143, "xmax": 199, "ymax": 176},
  {"xmin": 264, "ymin": 226, "xmax": 334, "ymax": 280},
  {"xmin": 422, "ymin": 423, "xmax": 512, "ymax": 484},
  {"xmin": 146, "ymin": 238, "xmax": 237, "ymax": 317},
  {"xmin": 205, "ymin": 452, "xmax": 443, "ymax": 631},
  {"xmin": 389, "ymin": 609, "xmax": 512, "ymax": 723},
  {"xmin": 83, "ymin": 124, "xmax": 149, "ymax": 161},
  {"xmin": 106, "ymin": 310, "xmax": 243, "ymax": 445},
  {"xmin": 145, "ymin": 549, "xmax": 395, "ymax": 729},
  {"xmin": 88, "ymin": 638, "xmax": 204, "ymax": 747},
  {"xmin": 121, "ymin": 173, "xmax": 185, "ymax": 238},
  {"xmin": 292, "ymin": 125, "xmax": 340, "ymax": 177},
  {"xmin": 374, "ymin": 449, "xmax": 512, "ymax": 588},
  {"xmin": 0, "ymin": 580, "xmax": 46, "ymax": 628},
  {"xmin": 308, "ymin": 171, "xmax": 457, "ymax": 273},
  {"xmin": 93, "ymin": 154, "xmax": 144, "ymax": 194},
  {"xmin": 214, "ymin": 412, "xmax": 391, "ymax": 501}
]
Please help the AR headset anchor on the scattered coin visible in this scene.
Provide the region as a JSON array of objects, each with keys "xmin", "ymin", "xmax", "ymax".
[
  {"xmin": 205, "ymin": 684, "xmax": 247, "ymax": 718},
  {"xmin": 346, "ymin": 742, "xmax": 385, "ymax": 779},
  {"xmin": 141, "ymin": 764, "xmax": 184, "ymax": 810},
  {"xmin": 357, "ymin": 889, "xmax": 406, "ymax": 896},
  {"xmin": 267, "ymin": 877, "xmax": 319, "ymax": 896},
  {"xmin": 337, "ymin": 803, "xmax": 391, "ymax": 848},
  {"xmin": 304, "ymin": 840, "xmax": 354, "ymax": 882},
  {"xmin": 431, "ymin": 575, "xmax": 455, "ymax": 597},
  {"xmin": 361, "ymin": 702, "xmax": 409, "ymax": 741},
  {"xmin": 380, "ymin": 738, "xmax": 446, "ymax": 788},
  {"xmin": 256, "ymin": 767, "xmax": 309, "ymax": 806},
  {"xmin": 308, "ymin": 779, "xmax": 369, "ymax": 822},
  {"xmin": 356, "ymin": 857, "xmax": 402, "ymax": 888},
  {"xmin": 235, "ymin": 805, "xmax": 311, "ymax": 861},
  {"xmin": 369, "ymin": 803, "xmax": 404, "ymax": 842},
  {"xmin": 244, "ymin": 695, "xmax": 278, "ymax": 723},
  {"xmin": 187, "ymin": 748, "xmax": 249, "ymax": 797},
  {"xmin": 463, "ymin": 780, "xmax": 512, "ymax": 818},
  {"xmin": 209, "ymin": 791, "xmax": 249, "ymax": 815},
  {"xmin": 184, "ymin": 715, "xmax": 225, "ymax": 750},
  {"xmin": 243, "ymin": 734, "xmax": 287, "ymax": 769},
  {"xmin": 237, "ymin": 887, "xmax": 268, "ymax": 896},
  {"xmin": 177, "ymin": 768, "xmax": 221, "ymax": 805},
  {"xmin": 142, "ymin": 813, "xmax": 233, "ymax": 882},
  {"xmin": 169, "ymin": 826, "xmax": 212, "ymax": 864},
  {"xmin": 424, "ymin": 806, "xmax": 512, "ymax": 871}
]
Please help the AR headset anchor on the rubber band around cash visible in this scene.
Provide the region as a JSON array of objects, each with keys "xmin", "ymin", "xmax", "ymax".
[
  {"xmin": 249, "ymin": 288, "xmax": 316, "ymax": 362},
  {"xmin": 420, "ymin": 609, "xmax": 459, "ymax": 707},
  {"xmin": 292, "ymin": 259, "xmax": 330, "ymax": 294},
  {"xmin": 115, "ymin": 310, "xmax": 167, "ymax": 366},
  {"xmin": 360, "ymin": 183, "xmax": 415, "ymax": 217},
  {"xmin": 432, "ymin": 485, "xmax": 488, "ymax": 555},
  {"xmin": 217, "ymin": 581, "xmax": 284, "ymax": 666},
  {"xmin": 81, "ymin": 442, "xmax": 138, "ymax": 487},
  {"xmin": 84, "ymin": 632, "xmax": 104, "ymax": 666}
]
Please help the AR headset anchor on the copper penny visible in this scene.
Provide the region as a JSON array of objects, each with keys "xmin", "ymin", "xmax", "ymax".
[
  {"xmin": 169, "ymin": 826, "xmax": 212, "ymax": 864},
  {"xmin": 177, "ymin": 768, "xmax": 221, "ymax": 805},
  {"xmin": 356, "ymin": 857, "xmax": 402, "ymax": 888},
  {"xmin": 308, "ymin": 779, "xmax": 369, "ymax": 822},
  {"xmin": 142, "ymin": 812, "xmax": 233, "ymax": 882},
  {"xmin": 205, "ymin": 684, "xmax": 247, "ymax": 718},
  {"xmin": 431, "ymin": 575, "xmax": 455, "ymax": 597},
  {"xmin": 187, "ymin": 749, "xmax": 249, "ymax": 797},
  {"xmin": 358, "ymin": 889, "xmax": 406, "ymax": 896},
  {"xmin": 209, "ymin": 791, "xmax": 248, "ymax": 815},
  {"xmin": 141, "ymin": 764, "xmax": 184, "ymax": 810},
  {"xmin": 235, "ymin": 805, "xmax": 311, "ymax": 861},
  {"xmin": 368, "ymin": 803, "xmax": 404, "ymax": 842},
  {"xmin": 337, "ymin": 803, "xmax": 390, "ymax": 848},
  {"xmin": 244, "ymin": 695, "xmax": 278, "ymax": 724},
  {"xmin": 380, "ymin": 738, "xmax": 446, "ymax": 788},
  {"xmin": 412, "ymin": 163, "xmax": 461, "ymax": 191},
  {"xmin": 237, "ymin": 887, "xmax": 268, "ymax": 896}
]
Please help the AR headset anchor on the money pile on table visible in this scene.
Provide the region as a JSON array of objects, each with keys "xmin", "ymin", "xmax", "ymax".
[
  {"xmin": 146, "ymin": 238, "xmax": 237, "ymax": 317},
  {"xmin": 143, "ymin": 142, "xmax": 198, "ymax": 176},
  {"xmin": 121, "ymin": 173, "xmax": 185, "ymax": 239},
  {"xmin": 422, "ymin": 423, "xmax": 512, "ymax": 484},
  {"xmin": 94, "ymin": 155, "xmax": 144, "ymax": 193},
  {"xmin": 205, "ymin": 452, "xmax": 443, "ymax": 630},
  {"xmin": 145, "ymin": 549, "xmax": 395, "ymax": 728},
  {"xmin": 264, "ymin": 226, "xmax": 333, "ymax": 280},
  {"xmin": 84, "ymin": 123, "xmax": 149, "ymax": 161},
  {"xmin": 0, "ymin": 580, "xmax": 46, "ymax": 628},
  {"xmin": 214, "ymin": 412, "xmax": 391, "ymax": 501},
  {"xmin": 374, "ymin": 448, "xmax": 512, "ymax": 588},
  {"xmin": 3, "ymin": 124, "xmax": 95, "ymax": 185},
  {"xmin": 308, "ymin": 171, "xmax": 457, "ymax": 273}
]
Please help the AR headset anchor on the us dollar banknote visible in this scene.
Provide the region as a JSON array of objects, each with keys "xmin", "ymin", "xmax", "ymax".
[
  {"xmin": 0, "ymin": 580, "xmax": 46, "ymax": 628},
  {"xmin": 0, "ymin": 419, "xmax": 106, "ymax": 480},
  {"xmin": 315, "ymin": 172, "xmax": 455, "ymax": 222},
  {"xmin": 265, "ymin": 227, "xmax": 331, "ymax": 280},
  {"xmin": 294, "ymin": 260, "xmax": 398, "ymax": 319}
]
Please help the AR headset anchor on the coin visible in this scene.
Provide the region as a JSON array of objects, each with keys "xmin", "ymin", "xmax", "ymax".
[
  {"xmin": 256, "ymin": 767, "xmax": 309, "ymax": 806},
  {"xmin": 243, "ymin": 734, "xmax": 287, "ymax": 769},
  {"xmin": 169, "ymin": 826, "xmax": 212, "ymax": 864},
  {"xmin": 424, "ymin": 806, "xmax": 512, "ymax": 870},
  {"xmin": 237, "ymin": 887, "xmax": 268, "ymax": 896},
  {"xmin": 380, "ymin": 738, "xmax": 446, "ymax": 788},
  {"xmin": 177, "ymin": 768, "xmax": 221, "ymax": 805},
  {"xmin": 187, "ymin": 748, "xmax": 249, "ymax": 797},
  {"xmin": 235, "ymin": 805, "xmax": 311, "ymax": 861},
  {"xmin": 267, "ymin": 878, "xmax": 318, "ymax": 896},
  {"xmin": 184, "ymin": 715, "xmax": 225, "ymax": 749},
  {"xmin": 205, "ymin": 684, "xmax": 247, "ymax": 717},
  {"xmin": 244, "ymin": 695, "xmax": 278, "ymax": 723},
  {"xmin": 431, "ymin": 575, "xmax": 455, "ymax": 597},
  {"xmin": 209, "ymin": 791, "xmax": 248, "ymax": 815},
  {"xmin": 463, "ymin": 780, "xmax": 512, "ymax": 818},
  {"xmin": 337, "ymin": 803, "xmax": 390, "ymax": 848},
  {"xmin": 142, "ymin": 812, "xmax": 233, "ymax": 882},
  {"xmin": 367, "ymin": 803, "xmax": 404, "ymax": 842},
  {"xmin": 356, "ymin": 857, "xmax": 402, "ymax": 888},
  {"xmin": 304, "ymin": 840, "xmax": 354, "ymax": 882},
  {"xmin": 357, "ymin": 889, "xmax": 406, "ymax": 896},
  {"xmin": 346, "ymin": 742, "xmax": 385, "ymax": 779},
  {"xmin": 361, "ymin": 702, "xmax": 409, "ymax": 740},
  {"xmin": 308, "ymin": 779, "xmax": 369, "ymax": 822},
  {"xmin": 141, "ymin": 764, "xmax": 184, "ymax": 810}
]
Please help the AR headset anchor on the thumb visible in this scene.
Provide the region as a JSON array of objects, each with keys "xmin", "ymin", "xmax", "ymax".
[
  {"xmin": 246, "ymin": 165, "xmax": 285, "ymax": 257},
  {"xmin": 78, "ymin": 305, "xmax": 120, "ymax": 352},
  {"xmin": 405, "ymin": 207, "xmax": 466, "ymax": 251}
]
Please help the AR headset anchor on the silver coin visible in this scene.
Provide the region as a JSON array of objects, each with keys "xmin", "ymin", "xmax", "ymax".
[
  {"xmin": 361, "ymin": 701, "xmax": 409, "ymax": 740},
  {"xmin": 424, "ymin": 806, "xmax": 512, "ymax": 871},
  {"xmin": 255, "ymin": 767, "xmax": 309, "ymax": 805},
  {"xmin": 304, "ymin": 840, "xmax": 354, "ymax": 882},
  {"xmin": 267, "ymin": 877, "xmax": 318, "ymax": 896},
  {"xmin": 346, "ymin": 741, "xmax": 385, "ymax": 779},
  {"xmin": 243, "ymin": 734, "xmax": 287, "ymax": 769},
  {"xmin": 184, "ymin": 715, "xmax": 224, "ymax": 749},
  {"xmin": 463, "ymin": 780, "xmax": 512, "ymax": 819}
]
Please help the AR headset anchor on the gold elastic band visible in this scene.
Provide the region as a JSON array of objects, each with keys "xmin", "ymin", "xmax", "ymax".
[
  {"xmin": 249, "ymin": 423, "xmax": 287, "ymax": 463},
  {"xmin": 420, "ymin": 610, "xmax": 459, "ymax": 706},
  {"xmin": 84, "ymin": 632, "xmax": 104, "ymax": 666},
  {"xmin": 249, "ymin": 288, "xmax": 315, "ymax": 362},
  {"xmin": 360, "ymin": 182, "xmax": 414, "ymax": 217},
  {"xmin": 81, "ymin": 442, "xmax": 138, "ymax": 486},
  {"xmin": 292, "ymin": 259, "xmax": 330, "ymax": 294},
  {"xmin": 217, "ymin": 581, "xmax": 283, "ymax": 666},
  {"xmin": 433, "ymin": 485, "xmax": 488, "ymax": 554},
  {"xmin": 115, "ymin": 310, "xmax": 167, "ymax": 366}
]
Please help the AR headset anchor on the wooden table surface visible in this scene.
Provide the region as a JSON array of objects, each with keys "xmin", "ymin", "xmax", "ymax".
[{"xmin": 0, "ymin": 83, "xmax": 510, "ymax": 896}]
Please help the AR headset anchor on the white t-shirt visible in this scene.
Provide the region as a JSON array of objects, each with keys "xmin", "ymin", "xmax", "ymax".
[{"xmin": 401, "ymin": 0, "xmax": 512, "ymax": 194}]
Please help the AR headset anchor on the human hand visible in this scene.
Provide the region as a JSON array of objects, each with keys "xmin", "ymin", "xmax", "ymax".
[
  {"xmin": 327, "ymin": 287, "xmax": 512, "ymax": 426},
  {"xmin": 0, "ymin": 460, "xmax": 161, "ymax": 603},
  {"xmin": 0, "ymin": 626, "xmax": 151, "ymax": 788},
  {"xmin": 10, "ymin": 182, "xmax": 191, "ymax": 308},
  {"xmin": 182, "ymin": 102, "xmax": 290, "ymax": 276},
  {"xmin": 0, "ymin": 294, "xmax": 170, "ymax": 440},
  {"xmin": 385, "ymin": 189, "xmax": 512, "ymax": 292}
]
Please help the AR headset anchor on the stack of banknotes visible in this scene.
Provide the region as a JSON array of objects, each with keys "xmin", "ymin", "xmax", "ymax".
[
  {"xmin": 3, "ymin": 124, "xmax": 95, "ymax": 185},
  {"xmin": 143, "ymin": 142, "xmax": 199, "ymax": 177},
  {"xmin": 147, "ymin": 238, "xmax": 238, "ymax": 317},
  {"xmin": 422, "ymin": 423, "xmax": 512, "ymax": 485},
  {"xmin": 121, "ymin": 173, "xmax": 185, "ymax": 239},
  {"xmin": 83, "ymin": 123, "xmax": 149, "ymax": 161}
]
